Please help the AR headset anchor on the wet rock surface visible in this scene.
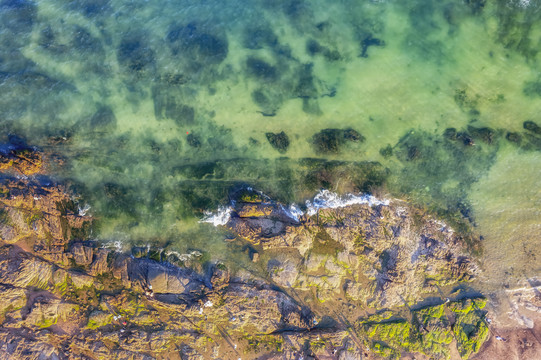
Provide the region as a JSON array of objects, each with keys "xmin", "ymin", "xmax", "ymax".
[{"xmin": 0, "ymin": 148, "xmax": 536, "ymax": 360}]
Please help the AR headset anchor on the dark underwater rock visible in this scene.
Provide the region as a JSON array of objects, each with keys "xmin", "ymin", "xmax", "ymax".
[
  {"xmin": 295, "ymin": 63, "xmax": 318, "ymax": 98},
  {"xmin": 117, "ymin": 32, "xmax": 155, "ymax": 73},
  {"xmin": 380, "ymin": 144, "xmax": 393, "ymax": 158},
  {"xmin": 523, "ymin": 120, "xmax": 541, "ymax": 135},
  {"xmin": 523, "ymin": 80, "xmax": 541, "ymax": 97},
  {"xmin": 306, "ymin": 39, "xmax": 341, "ymax": 61},
  {"xmin": 465, "ymin": 0, "xmax": 486, "ymax": 15},
  {"xmin": 187, "ymin": 134, "xmax": 202, "ymax": 148},
  {"xmin": 242, "ymin": 26, "xmax": 278, "ymax": 50},
  {"xmin": 306, "ymin": 39, "xmax": 322, "ymax": 56},
  {"xmin": 360, "ymin": 34, "xmax": 385, "ymax": 58},
  {"xmin": 457, "ymin": 132, "xmax": 475, "ymax": 146},
  {"xmin": 70, "ymin": 0, "xmax": 110, "ymax": 17},
  {"xmin": 505, "ymin": 131, "xmax": 521, "ymax": 144},
  {"xmin": 246, "ymin": 57, "xmax": 278, "ymax": 81},
  {"xmin": 72, "ymin": 25, "xmax": 104, "ymax": 56},
  {"xmin": 167, "ymin": 23, "xmax": 228, "ymax": 65},
  {"xmin": 265, "ymin": 132, "xmax": 290, "ymax": 153},
  {"xmin": 251, "ymin": 88, "xmax": 282, "ymax": 116},
  {"xmin": 165, "ymin": 103, "xmax": 194, "ymax": 126},
  {"xmin": 467, "ymin": 125, "xmax": 496, "ymax": 144},
  {"xmin": 89, "ymin": 106, "xmax": 117, "ymax": 130},
  {"xmin": 0, "ymin": 0, "xmax": 36, "ymax": 34},
  {"xmin": 311, "ymin": 128, "xmax": 365, "ymax": 154},
  {"xmin": 443, "ymin": 127, "xmax": 457, "ymax": 140}
]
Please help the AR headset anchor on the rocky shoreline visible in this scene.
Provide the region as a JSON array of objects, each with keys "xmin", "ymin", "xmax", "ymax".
[{"xmin": 0, "ymin": 145, "xmax": 539, "ymax": 359}]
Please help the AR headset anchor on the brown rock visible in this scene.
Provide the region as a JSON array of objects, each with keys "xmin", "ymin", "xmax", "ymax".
[
  {"xmin": 70, "ymin": 243, "xmax": 93, "ymax": 266},
  {"xmin": 89, "ymin": 248, "xmax": 110, "ymax": 276}
]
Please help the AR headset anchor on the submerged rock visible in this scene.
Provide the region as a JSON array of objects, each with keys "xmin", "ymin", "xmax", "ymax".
[
  {"xmin": 167, "ymin": 22, "xmax": 228, "ymax": 65},
  {"xmin": 524, "ymin": 120, "xmax": 541, "ymax": 135},
  {"xmin": 117, "ymin": 32, "xmax": 155, "ymax": 73},
  {"xmin": 0, "ymin": 136, "xmax": 42, "ymax": 175},
  {"xmin": 311, "ymin": 128, "xmax": 365, "ymax": 154},
  {"xmin": 266, "ymin": 131, "xmax": 290, "ymax": 153},
  {"xmin": 360, "ymin": 34, "xmax": 385, "ymax": 58}
]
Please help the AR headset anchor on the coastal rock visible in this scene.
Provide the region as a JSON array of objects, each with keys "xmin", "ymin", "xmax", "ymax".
[
  {"xmin": 0, "ymin": 147, "xmax": 502, "ymax": 360},
  {"xmin": 224, "ymin": 195, "xmax": 477, "ymax": 307},
  {"xmin": 24, "ymin": 298, "xmax": 81, "ymax": 328},
  {"xmin": 0, "ymin": 285, "xmax": 26, "ymax": 320},
  {"xmin": 146, "ymin": 263, "xmax": 203, "ymax": 295},
  {"xmin": 0, "ymin": 331, "xmax": 62, "ymax": 360},
  {"xmin": 0, "ymin": 144, "xmax": 42, "ymax": 176},
  {"xmin": 89, "ymin": 248, "xmax": 110, "ymax": 276},
  {"xmin": 70, "ymin": 243, "xmax": 94, "ymax": 266},
  {"xmin": 68, "ymin": 270, "xmax": 95, "ymax": 289},
  {"xmin": 0, "ymin": 251, "xmax": 54, "ymax": 289}
]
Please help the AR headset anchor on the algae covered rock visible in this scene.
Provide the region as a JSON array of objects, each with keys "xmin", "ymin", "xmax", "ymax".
[
  {"xmin": 266, "ymin": 131, "xmax": 290, "ymax": 153},
  {"xmin": 0, "ymin": 136, "xmax": 42, "ymax": 176},
  {"xmin": 449, "ymin": 298, "xmax": 490, "ymax": 359},
  {"xmin": 0, "ymin": 285, "xmax": 26, "ymax": 322},
  {"xmin": 24, "ymin": 298, "xmax": 81, "ymax": 329},
  {"xmin": 356, "ymin": 298, "xmax": 489, "ymax": 359},
  {"xmin": 311, "ymin": 128, "xmax": 365, "ymax": 154},
  {"xmin": 87, "ymin": 310, "xmax": 113, "ymax": 330}
]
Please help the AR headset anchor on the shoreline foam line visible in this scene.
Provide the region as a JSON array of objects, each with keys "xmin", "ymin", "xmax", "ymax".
[{"xmin": 201, "ymin": 189, "xmax": 390, "ymax": 226}]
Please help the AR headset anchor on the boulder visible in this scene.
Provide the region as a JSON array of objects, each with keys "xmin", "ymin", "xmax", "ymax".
[
  {"xmin": 70, "ymin": 243, "xmax": 93, "ymax": 266},
  {"xmin": 146, "ymin": 263, "xmax": 202, "ymax": 295},
  {"xmin": 24, "ymin": 298, "xmax": 80, "ymax": 328},
  {"xmin": 68, "ymin": 270, "xmax": 95, "ymax": 289},
  {"xmin": 0, "ymin": 285, "xmax": 26, "ymax": 320}
]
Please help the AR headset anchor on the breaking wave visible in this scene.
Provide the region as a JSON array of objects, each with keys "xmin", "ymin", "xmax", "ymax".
[
  {"xmin": 200, "ymin": 190, "xmax": 389, "ymax": 226},
  {"xmin": 305, "ymin": 190, "xmax": 390, "ymax": 216},
  {"xmin": 200, "ymin": 205, "xmax": 233, "ymax": 226}
]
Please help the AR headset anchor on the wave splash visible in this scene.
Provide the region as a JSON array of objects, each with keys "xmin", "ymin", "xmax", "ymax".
[
  {"xmin": 200, "ymin": 205, "xmax": 234, "ymax": 226},
  {"xmin": 200, "ymin": 190, "xmax": 390, "ymax": 226},
  {"xmin": 305, "ymin": 190, "xmax": 390, "ymax": 216}
]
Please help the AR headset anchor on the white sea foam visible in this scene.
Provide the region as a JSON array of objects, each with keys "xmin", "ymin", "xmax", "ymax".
[
  {"xmin": 78, "ymin": 203, "xmax": 91, "ymax": 216},
  {"xmin": 166, "ymin": 250, "xmax": 202, "ymax": 262},
  {"xmin": 305, "ymin": 190, "xmax": 389, "ymax": 216},
  {"xmin": 280, "ymin": 203, "xmax": 304, "ymax": 222},
  {"xmin": 200, "ymin": 205, "xmax": 233, "ymax": 226},
  {"xmin": 201, "ymin": 190, "xmax": 390, "ymax": 226}
]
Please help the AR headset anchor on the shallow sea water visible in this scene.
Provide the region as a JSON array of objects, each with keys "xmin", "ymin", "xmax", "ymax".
[{"xmin": 1, "ymin": 0, "xmax": 540, "ymax": 292}]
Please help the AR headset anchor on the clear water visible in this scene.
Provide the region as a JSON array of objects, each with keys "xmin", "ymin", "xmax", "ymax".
[{"xmin": 1, "ymin": 0, "xmax": 540, "ymax": 290}]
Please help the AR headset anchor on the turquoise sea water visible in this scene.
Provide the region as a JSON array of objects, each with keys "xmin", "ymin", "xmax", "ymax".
[{"xmin": 1, "ymin": 0, "xmax": 540, "ymax": 291}]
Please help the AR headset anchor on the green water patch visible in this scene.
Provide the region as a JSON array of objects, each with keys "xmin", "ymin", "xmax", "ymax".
[
  {"xmin": 0, "ymin": 0, "xmax": 540, "ymax": 274},
  {"xmin": 388, "ymin": 126, "xmax": 500, "ymax": 218}
]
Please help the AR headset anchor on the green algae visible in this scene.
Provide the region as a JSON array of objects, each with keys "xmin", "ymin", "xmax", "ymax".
[
  {"xmin": 243, "ymin": 334, "xmax": 283, "ymax": 353},
  {"xmin": 356, "ymin": 298, "xmax": 489, "ymax": 359},
  {"xmin": 449, "ymin": 298, "xmax": 489, "ymax": 359},
  {"xmin": 86, "ymin": 310, "xmax": 113, "ymax": 330}
]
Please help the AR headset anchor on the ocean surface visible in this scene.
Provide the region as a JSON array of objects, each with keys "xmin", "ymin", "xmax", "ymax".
[{"xmin": 1, "ymin": 0, "xmax": 540, "ymax": 293}]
